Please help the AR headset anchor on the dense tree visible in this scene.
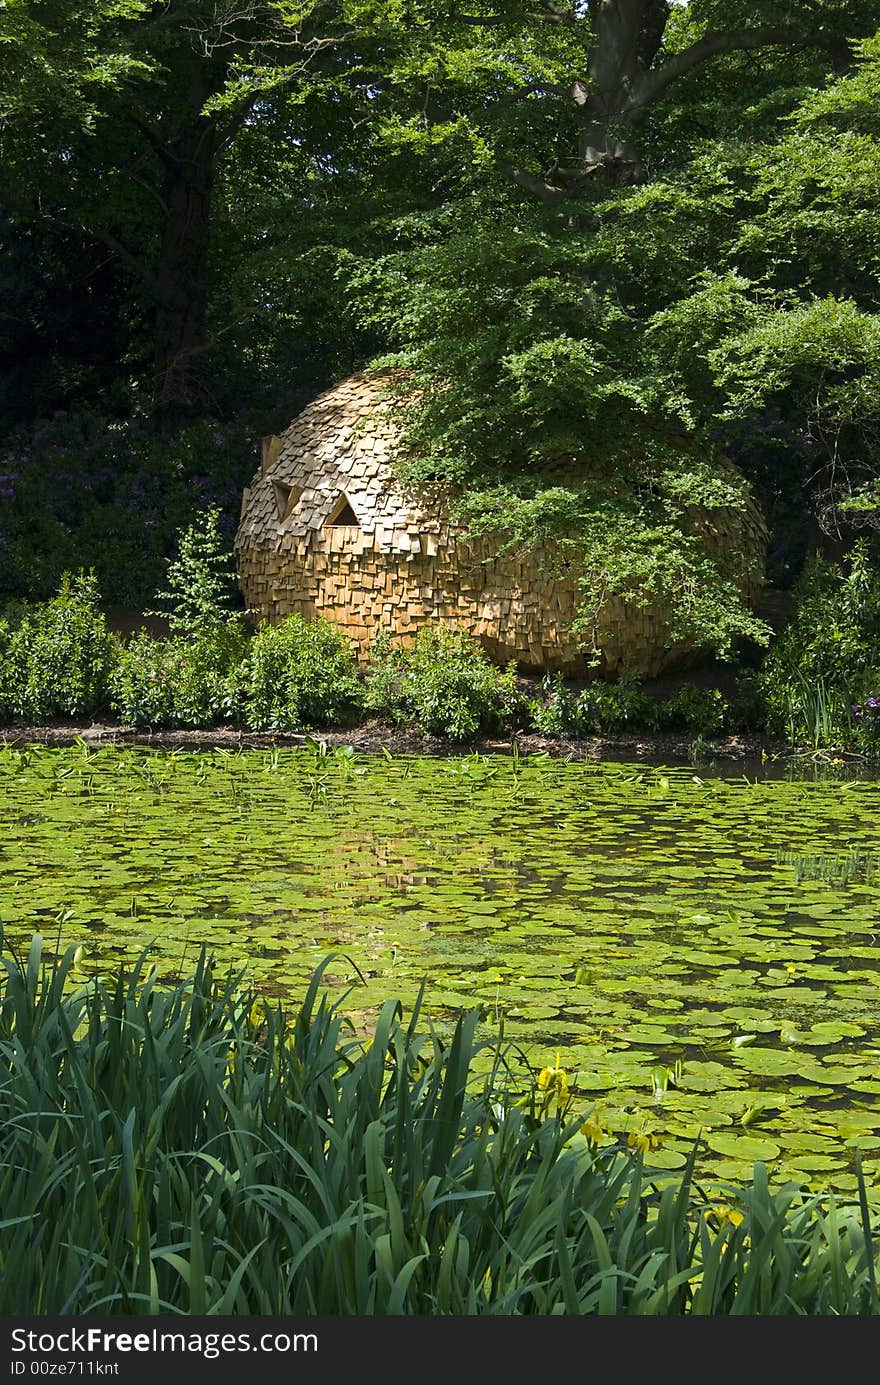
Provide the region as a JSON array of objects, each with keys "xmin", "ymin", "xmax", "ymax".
[
  {"xmin": 338, "ymin": 3, "xmax": 880, "ymax": 652},
  {"xmin": 0, "ymin": 0, "xmax": 382, "ymax": 424},
  {"xmin": 0, "ymin": 210, "xmax": 130, "ymax": 424},
  {"xmin": 706, "ymin": 35, "xmax": 880, "ymax": 537},
  {"xmin": 1, "ymin": 0, "xmax": 879, "ymax": 643}
]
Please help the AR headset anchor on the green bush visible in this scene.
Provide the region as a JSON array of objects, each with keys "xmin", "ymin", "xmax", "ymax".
[
  {"xmin": 0, "ymin": 618, "xmax": 12, "ymax": 722},
  {"xmin": 760, "ymin": 540, "xmax": 880, "ymax": 748},
  {"xmin": 726, "ymin": 673, "xmax": 768, "ymax": 733},
  {"xmin": 1, "ymin": 934, "xmax": 878, "ymax": 1315},
  {"xmin": 151, "ymin": 506, "xmax": 242, "ymax": 636},
  {"xmin": 0, "ymin": 409, "xmax": 254, "ymax": 606},
  {"xmin": 530, "ymin": 673, "xmax": 654, "ymax": 738},
  {"xmin": 111, "ymin": 510, "xmax": 251, "ymax": 728},
  {"xmin": 111, "ymin": 627, "xmax": 245, "ymax": 728},
  {"xmin": 0, "ymin": 572, "xmax": 118, "ymax": 721},
  {"xmin": 655, "ymin": 686, "xmax": 728, "ymax": 736},
  {"xmin": 366, "ymin": 627, "xmax": 525, "ymax": 741},
  {"xmin": 529, "ymin": 674, "xmax": 585, "ymax": 737},
  {"xmin": 576, "ymin": 675, "xmax": 655, "ymax": 733},
  {"xmin": 234, "ymin": 615, "xmax": 364, "ymax": 731}
]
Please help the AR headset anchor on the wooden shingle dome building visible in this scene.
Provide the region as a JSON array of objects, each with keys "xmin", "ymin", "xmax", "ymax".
[{"xmin": 235, "ymin": 374, "xmax": 767, "ymax": 676}]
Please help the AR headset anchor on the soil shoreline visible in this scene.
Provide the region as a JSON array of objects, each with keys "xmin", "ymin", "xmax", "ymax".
[{"xmin": 0, "ymin": 716, "xmax": 787, "ymax": 764}]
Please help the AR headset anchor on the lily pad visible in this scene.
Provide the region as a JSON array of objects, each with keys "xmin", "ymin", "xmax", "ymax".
[
  {"xmin": 645, "ymin": 1150, "xmax": 688, "ymax": 1170},
  {"xmin": 5, "ymin": 743, "xmax": 880, "ymax": 1192},
  {"xmin": 706, "ymin": 1133, "xmax": 781, "ymax": 1161}
]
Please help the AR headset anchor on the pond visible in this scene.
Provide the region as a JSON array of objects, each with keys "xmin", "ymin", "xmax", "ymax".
[{"xmin": 2, "ymin": 740, "xmax": 880, "ymax": 1193}]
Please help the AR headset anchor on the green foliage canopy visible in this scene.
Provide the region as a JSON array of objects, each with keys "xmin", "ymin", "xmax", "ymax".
[{"xmin": 2, "ymin": 1, "xmax": 880, "ymax": 651}]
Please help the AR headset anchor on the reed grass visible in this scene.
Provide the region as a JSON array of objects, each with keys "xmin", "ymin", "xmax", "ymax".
[
  {"xmin": 784, "ymin": 673, "xmax": 853, "ymax": 751},
  {"xmin": 0, "ymin": 933, "xmax": 877, "ymax": 1315}
]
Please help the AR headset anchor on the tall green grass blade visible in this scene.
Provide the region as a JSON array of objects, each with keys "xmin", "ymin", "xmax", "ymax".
[{"xmin": 1, "ymin": 938, "xmax": 879, "ymax": 1314}]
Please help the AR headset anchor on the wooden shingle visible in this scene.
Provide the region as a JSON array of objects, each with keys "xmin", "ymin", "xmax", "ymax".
[{"xmin": 235, "ymin": 373, "xmax": 768, "ymax": 675}]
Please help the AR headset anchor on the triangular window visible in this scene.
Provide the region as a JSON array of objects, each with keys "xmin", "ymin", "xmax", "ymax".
[
  {"xmin": 326, "ymin": 494, "xmax": 360, "ymax": 527},
  {"xmin": 272, "ymin": 481, "xmax": 302, "ymax": 521}
]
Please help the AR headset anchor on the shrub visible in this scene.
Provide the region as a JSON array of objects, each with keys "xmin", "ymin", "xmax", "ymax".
[
  {"xmin": 0, "ymin": 572, "xmax": 118, "ymax": 721},
  {"xmin": 576, "ymin": 674, "xmax": 655, "ymax": 733},
  {"xmin": 234, "ymin": 615, "xmax": 364, "ymax": 731},
  {"xmin": 365, "ymin": 627, "xmax": 525, "ymax": 741},
  {"xmin": 111, "ymin": 511, "xmax": 251, "ymax": 728},
  {"xmin": 726, "ymin": 673, "xmax": 768, "ymax": 733},
  {"xmin": 0, "ymin": 409, "xmax": 256, "ymax": 605},
  {"xmin": 529, "ymin": 674, "xmax": 586, "ymax": 737},
  {"xmin": 111, "ymin": 627, "xmax": 245, "ymax": 728},
  {"xmin": 530, "ymin": 673, "xmax": 654, "ymax": 738},
  {"xmin": 0, "ymin": 617, "xmax": 12, "ymax": 722},
  {"xmin": 655, "ymin": 686, "xmax": 728, "ymax": 736},
  {"xmin": 151, "ymin": 506, "xmax": 243, "ymax": 636},
  {"xmin": 760, "ymin": 540, "xmax": 880, "ymax": 748},
  {"xmin": 851, "ymin": 690, "xmax": 880, "ymax": 745}
]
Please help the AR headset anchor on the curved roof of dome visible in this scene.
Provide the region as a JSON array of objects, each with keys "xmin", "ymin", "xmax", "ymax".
[{"xmin": 237, "ymin": 373, "xmax": 444, "ymax": 552}]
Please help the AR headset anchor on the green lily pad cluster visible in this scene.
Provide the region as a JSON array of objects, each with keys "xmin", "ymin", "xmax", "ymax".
[{"xmin": 2, "ymin": 742, "xmax": 880, "ymax": 1195}]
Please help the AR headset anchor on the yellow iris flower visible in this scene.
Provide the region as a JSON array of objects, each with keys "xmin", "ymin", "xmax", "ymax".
[{"xmin": 536, "ymin": 1052, "xmax": 570, "ymax": 1112}]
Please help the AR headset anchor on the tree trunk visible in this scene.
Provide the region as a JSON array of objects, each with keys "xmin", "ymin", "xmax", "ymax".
[
  {"xmin": 528, "ymin": 0, "xmax": 842, "ymax": 195},
  {"xmin": 128, "ymin": 43, "xmax": 230, "ymax": 432},
  {"xmin": 152, "ymin": 129, "xmax": 216, "ymax": 431},
  {"xmin": 569, "ymin": 0, "xmax": 669, "ymax": 187}
]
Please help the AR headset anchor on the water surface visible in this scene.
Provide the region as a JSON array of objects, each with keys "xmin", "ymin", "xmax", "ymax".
[{"xmin": 2, "ymin": 742, "xmax": 879, "ymax": 1190}]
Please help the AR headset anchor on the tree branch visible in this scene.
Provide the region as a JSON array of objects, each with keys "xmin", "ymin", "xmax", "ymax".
[
  {"xmin": 86, "ymin": 226, "xmax": 171, "ymax": 306},
  {"xmin": 1, "ymin": 181, "xmax": 171, "ymax": 305},
  {"xmin": 122, "ymin": 111, "xmax": 182, "ymax": 170},
  {"xmin": 627, "ymin": 25, "xmax": 841, "ymax": 114},
  {"xmin": 497, "ymin": 159, "xmax": 565, "ymax": 202},
  {"xmin": 213, "ymin": 88, "xmax": 262, "ymax": 152}
]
